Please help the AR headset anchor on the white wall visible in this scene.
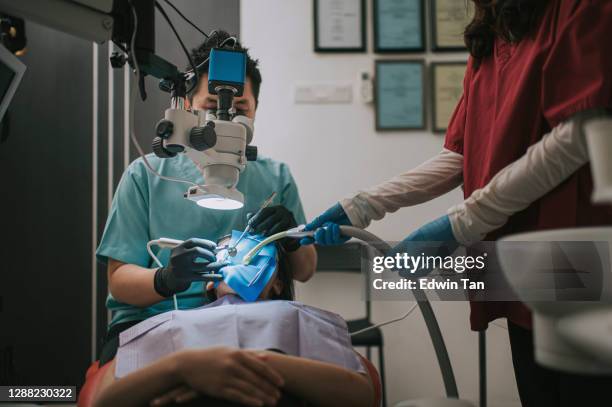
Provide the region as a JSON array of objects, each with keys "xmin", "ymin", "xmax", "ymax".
[{"xmin": 241, "ymin": 1, "xmax": 520, "ymax": 405}]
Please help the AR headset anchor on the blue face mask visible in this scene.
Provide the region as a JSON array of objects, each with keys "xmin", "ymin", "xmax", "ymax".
[{"xmin": 215, "ymin": 230, "xmax": 278, "ymax": 302}]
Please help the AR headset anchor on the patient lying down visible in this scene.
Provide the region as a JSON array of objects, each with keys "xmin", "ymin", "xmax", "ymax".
[{"xmin": 92, "ymin": 235, "xmax": 375, "ymax": 407}]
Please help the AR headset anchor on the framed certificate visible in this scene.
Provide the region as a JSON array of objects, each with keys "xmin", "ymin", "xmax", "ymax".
[
  {"xmin": 431, "ymin": 62, "xmax": 466, "ymax": 133},
  {"xmin": 431, "ymin": 0, "xmax": 474, "ymax": 51},
  {"xmin": 375, "ymin": 60, "xmax": 425, "ymax": 131},
  {"xmin": 314, "ymin": 0, "xmax": 366, "ymax": 52},
  {"xmin": 373, "ymin": 0, "xmax": 425, "ymax": 53}
]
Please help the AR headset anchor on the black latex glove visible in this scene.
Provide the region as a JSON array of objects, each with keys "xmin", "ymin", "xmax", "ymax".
[
  {"xmin": 154, "ymin": 238, "xmax": 226, "ymax": 297},
  {"xmin": 249, "ymin": 205, "xmax": 300, "ymax": 252}
]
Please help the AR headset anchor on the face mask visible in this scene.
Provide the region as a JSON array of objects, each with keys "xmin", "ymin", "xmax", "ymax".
[{"xmin": 215, "ymin": 230, "xmax": 276, "ymax": 301}]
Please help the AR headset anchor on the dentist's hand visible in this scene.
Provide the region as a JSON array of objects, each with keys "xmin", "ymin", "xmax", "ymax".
[
  {"xmin": 154, "ymin": 238, "xmax": 227, "ymax": 297},
  {"xmin": 249, "ymin": 205, "xmax": 300, "ymax": 252},
  {"xmin": 301, "ymin": 202, "xmax": 352, "ymax": 246}
]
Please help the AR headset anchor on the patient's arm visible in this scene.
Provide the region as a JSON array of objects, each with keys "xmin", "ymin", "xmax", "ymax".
[
  {"xmin": 93, "ymin": 358, "xmax": 179, "ymax": 407},
  {"xmin": 153, "ymin": 351, "xmax": 374, "ymax": 407},
  {"xmin": 94, "ymin": 348, "xmax": 373, "ymax": 407},
  {"xmin": 287, "ymin": 244, "xmax": 317, "ymax": 282},
  {"xmin": 258, "ymin": 351, "xmax": 374, "ymax": 407},
  {"xmin": 93, "ymin": 347, "xmax": 285, "ymax": 407}
]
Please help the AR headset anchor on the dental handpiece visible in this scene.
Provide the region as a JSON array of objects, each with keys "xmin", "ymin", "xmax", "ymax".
[{"xmin": 227, "ymin": 191, "xmax": 277, "ymax": 257}]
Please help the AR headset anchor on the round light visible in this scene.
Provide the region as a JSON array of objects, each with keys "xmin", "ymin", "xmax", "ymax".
[
  {"xmin": 196, "ymin": 197, "xmax": 244, "ymax": 210},
  {"xmin": 186, "ymin": 185, "xmax": 244, "ymax": 210}
]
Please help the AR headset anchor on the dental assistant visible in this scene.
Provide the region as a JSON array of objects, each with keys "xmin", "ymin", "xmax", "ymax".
[
  {"xmin": 95, "ymin": 31, "xmax": 316, "ymax": 364},
  {"xmin": 304, "ymin": 1, "xmax": 612, "ymax": 405}
]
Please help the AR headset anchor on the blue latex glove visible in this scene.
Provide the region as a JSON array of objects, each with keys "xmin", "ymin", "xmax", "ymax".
[
  {"xmin": 390, "ymin": 215, "xmax": 459, "ymax": 278},
  {"xmin": 300, "ymin": 203, "xmax": 352, "ymax": 246},
  {"xmin": 403, "ymin": 215, "xmax": 456, "ymax": 242}
]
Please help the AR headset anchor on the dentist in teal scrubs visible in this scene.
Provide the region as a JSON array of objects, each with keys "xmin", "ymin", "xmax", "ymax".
[{"xmin": 95, "ymin": 31, "xmax": 316, "ymax": 365}]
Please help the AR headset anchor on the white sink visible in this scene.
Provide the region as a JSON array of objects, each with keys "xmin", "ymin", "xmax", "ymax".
[
  {"xmin": 497, "ymin": 227, "xmax": 612, "ymax": 374},
  {"xmin": 557, "ymin": 308, "xmax": 612, "ymax": 366}
]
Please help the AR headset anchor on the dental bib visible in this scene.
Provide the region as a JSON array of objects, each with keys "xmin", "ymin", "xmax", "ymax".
[
  {"xmin": 216, "ymin": 230, "xmax": 278, "ymax": 301},
  {"xmin": 115, "ymin": 295, "xmax": 364, "ymax": 378}
]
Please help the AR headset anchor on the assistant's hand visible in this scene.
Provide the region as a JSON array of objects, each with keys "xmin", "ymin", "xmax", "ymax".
[
  {"xmin": 389, "ymin": 215, "xmax": 459, "ymax": 278},
  {"xmin": 249, "ymin": 205, "xmax": 300, "ymax": 252},
  {"xmin": 301, "ymin": 202, "xmax": 352, "ymax": 246},
  {"xmin": 401, "ymin": 215, "xmax": 456, "ymax": 242},
  {"xmin": 154, "ymin": 238, "xmax": 227, "ymax": 297},
  {"xmin": 175, "ymin": 347, "xmax": 285, "ymax": 407}
]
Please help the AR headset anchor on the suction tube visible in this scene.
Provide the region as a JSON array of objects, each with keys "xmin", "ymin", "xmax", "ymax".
[
  {"xmin": 242, "ymin": 225, "xmax": 459, "ymax": 398},
  {"xmin": 337, "ymin": 226, "xmax": 459, "ymax": 399}
]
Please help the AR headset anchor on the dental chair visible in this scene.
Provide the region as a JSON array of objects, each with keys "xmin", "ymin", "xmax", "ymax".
[{"xmin": 315, "ymin": 242, "xmax": 387, "ymax": 406}]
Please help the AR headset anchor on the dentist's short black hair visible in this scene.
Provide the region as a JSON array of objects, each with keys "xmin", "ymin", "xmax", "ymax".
[{"xmin": 190, "ymin": 29, "xmax": 262, "ymax": 106}]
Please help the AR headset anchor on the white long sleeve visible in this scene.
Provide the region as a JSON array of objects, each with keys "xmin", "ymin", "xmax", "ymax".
[
  {"xmin": 340, "ymin": 148, "xmax": 464, "ymax": 228},
  {"xmin": 448, "ymin": 118, "xmax": 590, "ymax": 245}
]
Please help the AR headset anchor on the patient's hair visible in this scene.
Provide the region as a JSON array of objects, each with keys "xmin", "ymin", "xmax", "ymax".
[
  {"xmin": 273, "ymin": 245, "xmax": 294, "ymax": 300},
  {"xmin": 189, "ymin": 30, "xmax": 262, "ymax": 106}
]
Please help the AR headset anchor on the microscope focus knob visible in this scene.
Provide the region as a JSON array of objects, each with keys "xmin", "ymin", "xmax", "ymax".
[
  {"xmin": 152, "ymin": 136, "xmax": 177, "ymax": 158},
  {"xmin": 245, "ymin": 145, "xmax": 258, "ymax": 161},
  {"xmin": 156, "ymin": 119, "xmax": 174, "ymax": 139},
  {"xmin": 190, "ymin": 122, "xmax": 217, "ymax": 151}
]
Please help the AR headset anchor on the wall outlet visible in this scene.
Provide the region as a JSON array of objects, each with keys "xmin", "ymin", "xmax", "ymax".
[{"xmin": 294, "ymin": 83, "xmax": 353, "ymax": 104}]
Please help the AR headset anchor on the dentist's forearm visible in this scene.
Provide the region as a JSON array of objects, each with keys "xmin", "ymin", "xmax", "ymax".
[
  {"xmin": 287, "ymin": 245, "xmax": 317, "ymax": 282},
  {"xmin": 107, "ymin": 259, "xmax": 166, "ymax": 307}
]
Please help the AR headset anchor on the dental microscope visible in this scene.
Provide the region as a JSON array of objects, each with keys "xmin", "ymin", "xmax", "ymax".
[
  {"xmin": 151, "ymin": 47, "xmax": 257, "ymax": 210},
  {"xmin": 0, "ymin": 0, "xmax": 257, "ymax": 210}
]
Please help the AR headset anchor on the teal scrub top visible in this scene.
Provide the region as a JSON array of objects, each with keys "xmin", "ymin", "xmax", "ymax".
[{"xmin": 96, "ymin": 153, "xmax": 306, "ymax": 327}]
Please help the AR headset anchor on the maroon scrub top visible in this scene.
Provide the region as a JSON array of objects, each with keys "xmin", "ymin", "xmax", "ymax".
[{"xmin": 444, "ymin": 0, "xmax": 612, "ymax": 331}]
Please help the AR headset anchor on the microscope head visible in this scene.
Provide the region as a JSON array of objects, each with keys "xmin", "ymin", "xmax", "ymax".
[{"xmin": 152, "ymin": 46, "xmax": 257, "ymax": 210}]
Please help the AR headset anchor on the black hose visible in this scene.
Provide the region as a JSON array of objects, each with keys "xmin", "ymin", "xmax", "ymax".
[{"xmin": 338, "ymin": 226, "xmax": 460, "ymax": 398}]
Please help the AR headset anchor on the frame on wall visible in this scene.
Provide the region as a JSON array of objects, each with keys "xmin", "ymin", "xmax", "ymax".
[
  {"xmin": 431, "ymin": 62, "xmax": 467, "ymax": 133},
  {"xmin": 375, "ymin": 59, "xmax": 425, "ymax": 131},
  {"xmin": 430, "ymin": 0, "xmax": 473, "ymax": 51},
  {"xmin": 314, "ymin": 0, "xmax": 367, "ymax": 53},
  {"xmin": 373, "ymin": 0, "xmax": 425, "ymax": 53}
]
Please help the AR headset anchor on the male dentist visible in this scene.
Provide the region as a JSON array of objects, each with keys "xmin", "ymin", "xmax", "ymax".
[{"xmin": 95, "ymin": 30, "xmax": 316, "ymax": 365}]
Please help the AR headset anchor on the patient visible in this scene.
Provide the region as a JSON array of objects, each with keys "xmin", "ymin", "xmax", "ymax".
[{"xmin": 91, "ymin": 234, "xmax": 376, "ymax": 407}]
